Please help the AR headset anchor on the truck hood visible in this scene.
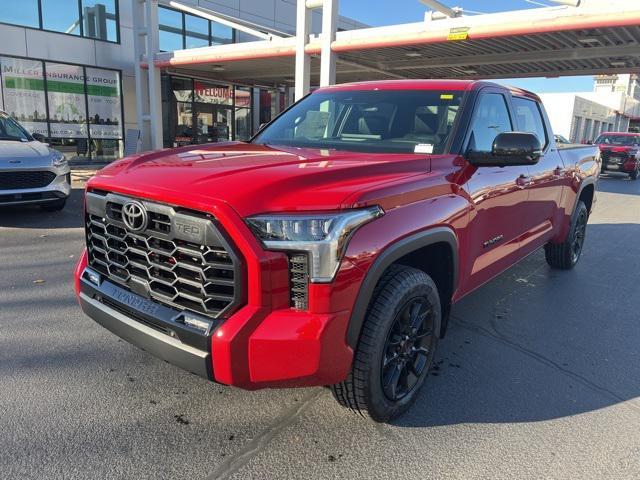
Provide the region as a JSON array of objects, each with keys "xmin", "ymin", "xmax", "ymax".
[{"xmin": 90, "ymin": 142, "xmax": 431, "ymax": 217}]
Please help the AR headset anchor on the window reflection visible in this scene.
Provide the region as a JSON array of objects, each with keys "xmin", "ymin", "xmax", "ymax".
[
  {"xmin": 2, "ymin": 0, "xmax": 40, "ymax": 28},
  {"xmin": 82, "ymin": 0, "xmax": 118, "ymax": 42},
  {"xmin": 159, "ymin": 6, "xmax": 235, "ymax": 52},
  {"xmin": 1, "ymin": 0, "xmax": 119, "ymax": 42},
  {"xmin": 41, "ymin": 0, "xmax": 81, "ymax": 36}
]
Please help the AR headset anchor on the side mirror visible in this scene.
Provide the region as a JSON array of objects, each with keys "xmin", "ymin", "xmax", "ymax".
[
  {"xmin": 467, "ymin": 132, "xmax": 542, "ymax": 167},
  {"xmin": 32, "ymin": 133, "xmax": 47, "ymax": 142}
]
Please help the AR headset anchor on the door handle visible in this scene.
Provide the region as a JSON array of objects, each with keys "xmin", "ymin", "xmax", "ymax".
[{"xmin": 516, "ymin": 174, "xmax": 532, "ymax": 188}]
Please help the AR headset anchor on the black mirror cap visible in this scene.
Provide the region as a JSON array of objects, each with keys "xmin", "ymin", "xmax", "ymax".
[
  {"xmin": 32, "ymin": 133, "xmax": 46, "ymax": 142},
  {"xmin": 468, "ymin": 132, "xmax": 542, "ymax": 167}
]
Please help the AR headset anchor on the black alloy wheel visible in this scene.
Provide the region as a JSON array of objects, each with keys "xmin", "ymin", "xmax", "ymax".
[
  {"xmin": 381, "ymin": 297, "xmax": 435, "ymax": 401},
  {"xmin": 571, "ymin": 207, "xmax": 588, "ymax": 264}
]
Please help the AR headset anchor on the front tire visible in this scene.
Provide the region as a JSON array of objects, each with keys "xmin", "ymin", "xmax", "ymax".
[
  {"xmin": 544, "ymin": 200, "xmax": 588, "ymax": 270},
  {"xmin": 331, "ymin": 265, "xmax": 441, "ymax": 422},
  {"xmin": 630, "ymin": 166, "xmax": 639, "ymax": 180}
]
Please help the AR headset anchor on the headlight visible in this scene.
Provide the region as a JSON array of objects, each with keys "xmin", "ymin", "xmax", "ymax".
[
  {"xmin": 51, "ymin": 151, "xmax": 67, "ymax": 168},
  {"xmin": 246, "ymin": 206, "xmax": 384, "ymax": 282}
]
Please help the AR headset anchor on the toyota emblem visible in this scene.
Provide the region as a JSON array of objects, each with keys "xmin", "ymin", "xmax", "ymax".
[{"xmin": 122, "ymin": 201, "xmax": 148, "ymax": 232}]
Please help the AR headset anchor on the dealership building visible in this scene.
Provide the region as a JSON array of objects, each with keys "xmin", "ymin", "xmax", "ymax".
[
  {"xmin": 0, "ymin": 0, "xmax": 366, "ymax": 162},
  {"xmin": 1, "ymin": 0, "xmax": 640, "ymax": 163}
]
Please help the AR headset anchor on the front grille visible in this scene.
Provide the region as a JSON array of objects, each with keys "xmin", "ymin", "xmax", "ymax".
[
  {"xmin": 0, "ymin": 171, "xmax": 56, "ymax": 190},
  {"xmin": 288, "ymin": 254, "xmax": 309, "ymax": 310},
  {"xmin": 85, "ymin": 192, "xmax": 243, "ymax": 318}
]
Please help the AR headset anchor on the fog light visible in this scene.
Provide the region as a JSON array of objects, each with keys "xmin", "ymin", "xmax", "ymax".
[
  {"xmin": 181, "ymin": 314, "xmax": 214, "ymax": 334},
  {"xmin": 85, "ymin": 268, "xmax": 101, "ymax": 285}
]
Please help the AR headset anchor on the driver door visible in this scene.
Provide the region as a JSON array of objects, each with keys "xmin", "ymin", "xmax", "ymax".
[{"xmin": 462, "ymin": 90, "xmax": 532, "ymax": 294}]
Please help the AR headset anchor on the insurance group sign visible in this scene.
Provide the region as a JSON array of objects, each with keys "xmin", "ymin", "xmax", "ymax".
[{"xmin": 0, "ymin": 56, "xmax": 122, "ymax": 140}]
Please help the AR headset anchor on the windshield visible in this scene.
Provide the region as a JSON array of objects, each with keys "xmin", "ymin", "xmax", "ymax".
[
  {"xmin": 0, "ymin": 112, "xmax": 32, "ymax": 142},
  {"xmin": 595, "ymin": 134, "xmax": 640, "ymax": 146},
  {"xmin": 252, "ymin": 90, "xmax": 464, "ymax": 154}
]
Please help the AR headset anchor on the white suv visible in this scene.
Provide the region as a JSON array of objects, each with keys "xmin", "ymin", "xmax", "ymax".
[{"xmin": 0, "ymin": 111, "xmax": 70, "ymax": 211}]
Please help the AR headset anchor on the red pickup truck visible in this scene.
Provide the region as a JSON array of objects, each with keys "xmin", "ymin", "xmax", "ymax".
[
  {"xmin": 595, "ymin": 131, "xmax": 640, "ymax": 179},
  {"xmin": 75, "ymin": 80, "xmax": 599, "ymax": 421}
]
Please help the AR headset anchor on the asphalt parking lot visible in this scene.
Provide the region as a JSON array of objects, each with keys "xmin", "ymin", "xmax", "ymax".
[{"xmin": 1, "ymin": 173, "xmax": 639, "ymax": 480}]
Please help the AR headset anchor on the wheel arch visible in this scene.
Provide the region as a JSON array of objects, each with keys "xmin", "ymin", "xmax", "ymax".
[{"xmin": 346, "ymin": 227, "xmax": 459, "ymax": 349}]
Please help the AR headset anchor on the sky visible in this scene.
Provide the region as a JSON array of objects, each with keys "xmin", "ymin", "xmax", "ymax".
[{"xmin": 339, "ymin": 0, "xmax": 595, "ymax": 93}]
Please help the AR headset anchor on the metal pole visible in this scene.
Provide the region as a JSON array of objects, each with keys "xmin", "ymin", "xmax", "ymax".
[
  {"xmin": 319, "ymin": 0, "xmax": 338, "ymax": 87},
  {"xmin": 295, "ymin": 0, "xmax": 311, "ymax": 100},
  {"xmin": 145, "ymin": 0, "xmax": 164, "ymax": 150}
]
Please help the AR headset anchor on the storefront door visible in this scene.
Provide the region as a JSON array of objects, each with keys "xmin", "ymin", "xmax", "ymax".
[{"xmin": 194, "ymin": 103, "xmax": 232, "ymax": 144}]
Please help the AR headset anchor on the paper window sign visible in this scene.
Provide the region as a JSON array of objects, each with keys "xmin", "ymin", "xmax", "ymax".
[{"xmin": 414, "ymin": 144, "xmax": 434, "ymax": 154}]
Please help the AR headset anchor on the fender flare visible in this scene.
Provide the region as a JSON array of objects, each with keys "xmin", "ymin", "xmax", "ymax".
[
  {"xmin": 346, "ymin": 226, "xmax": 459, "ymax": 349},
  {"xmin": 573, "ymin": 176, "xmax": 597, "ymax": 215}
]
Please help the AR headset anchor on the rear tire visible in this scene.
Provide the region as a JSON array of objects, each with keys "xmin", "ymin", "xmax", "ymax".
[
  {"xmin": 40, "ymin": 198, "xmax": 67, "ymax": 212},
  {"xmin": 331, "ymin": 265, "xmax": 441, "ymax": 422},
  {"xmin": 545, "ymin": 200, "xmax": 588, "ymax": 270}
]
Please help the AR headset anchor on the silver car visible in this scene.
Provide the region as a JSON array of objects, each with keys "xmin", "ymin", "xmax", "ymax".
[{"xmin": 0, "ymin": 110, "xmax": 71, "ymax": 211}]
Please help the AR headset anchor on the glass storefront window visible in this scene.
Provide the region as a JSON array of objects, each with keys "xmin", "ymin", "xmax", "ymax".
[
  {"xmin": 172, "ymin": 77, "xmax": 193, "ymax": 102},
  {"xmin": 2, "ymin": 0, "xmax": 40, "ymax": 28},
  {"xmin": 212, "ymin": 23, "xmax": 234, "ymax": 45},
  {"xmin": 45, "ymin": 62, "xmax": 88, "ymax": 138},
  {"xmin": 159, "ymin": 7, "xmax": 184, "ymax": 52},
  {"xmin": 174, "ymin": 102, "xmax": 194, "ymax": 146},
  {"xmin": 41, "ymin": 0, "xmax": 81, "ymax": 36},
  {"xmin": 185, "ymin": 14, "xmax": 209, "ymax": 49},
  {"xmin": 0, "ymin": 57, "xmax": 49, "ymax": 136},
  {"xmin": 86, "ymin": 67, "xmax": 122, "ymax": 139},
  {"xmin": 47, "ymin": 138, "xmax": 90, "ymax": 162},
  {"xmin": 235, "ymin": 87, "xmax": 252, "ymax": 141},
  {"xmin": 0, "ymin": 56, "xmax": 124, "ymax": 162},
  {"xmin": 90, "ymin": 139, "xmax": 122, "ymax": 161},
  {"xmin": 81, "ymin": 0, "xmax": 118, "ymax": 42}
]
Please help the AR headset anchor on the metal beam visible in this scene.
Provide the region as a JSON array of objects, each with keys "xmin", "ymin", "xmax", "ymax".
[
  {"xmin": 377, "ymin": 43, "xmax": 640, "ymax": 71},
  {"xmin": 418, "ymin": 0, "xmax": 461, "ymax": 17}
]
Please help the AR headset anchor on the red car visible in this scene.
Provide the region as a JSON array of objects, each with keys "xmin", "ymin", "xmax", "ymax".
[
  {"xmin": 596, "ymin": 132, "xmax": 640, "ymax": 179},
  {"xmin": 75, "ymin": 80, "xmax": 599, "ymax": 421}
]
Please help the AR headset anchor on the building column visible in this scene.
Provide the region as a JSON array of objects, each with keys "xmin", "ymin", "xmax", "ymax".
[
  {"xmin": 295, "ymin": 0, "xmax": 312, "ymax": 100},
  {"xmin": 319, "ymin": 0, "xmax": 338, "ymax": 87},
  {"xmin": 145, "ymin": 0, "xmax": 164, "ymax": 150},
  {"xmin": 132, "ymin": 0, "xmax": 147, "ymax": 150}
]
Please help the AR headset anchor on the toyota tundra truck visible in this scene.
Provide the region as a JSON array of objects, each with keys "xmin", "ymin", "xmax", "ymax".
[{"xmin": 74, "ymin": 80, "xmax": 599, "ymax": 421}]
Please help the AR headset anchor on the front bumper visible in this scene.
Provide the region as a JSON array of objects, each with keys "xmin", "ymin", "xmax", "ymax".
[
  {"xmin": 0, "ymin": 167, "xmax": 71, "ymax": 206},
  {"xmin": 601, "ymin": 157, "xmax": 638, "ymax": 174},
  {"xmin": 75, "ymin": 248, "xmax": 355, "ymax": 389}
]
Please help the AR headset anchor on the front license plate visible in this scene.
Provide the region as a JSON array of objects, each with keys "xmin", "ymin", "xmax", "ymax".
[{"xmin": 607, "ymin": 164, "xmax": 620, "ymax": 170}]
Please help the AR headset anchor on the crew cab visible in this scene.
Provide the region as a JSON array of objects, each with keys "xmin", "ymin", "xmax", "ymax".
[
  {"xmin": 74, "ymin": 80, "xmax": 599, "ymax": 422},
  {"xmin": 595, "ymin": 131, "xmax": 640, "ymax": 179}
]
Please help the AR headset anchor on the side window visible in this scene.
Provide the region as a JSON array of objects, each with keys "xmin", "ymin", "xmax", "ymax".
[
  {"xmin": 513, "ymin": 97, "xmax": 548, "ymax": 148},
  {"xmin": 468, "ymin": 93, "xmax": 512, "ymax": 152}
]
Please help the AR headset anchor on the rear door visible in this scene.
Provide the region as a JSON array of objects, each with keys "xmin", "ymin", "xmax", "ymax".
[
  {"xmin": 512, "ymin": 96, "xmax": 565, "ymax": 254},
  {"xmin": 462, "ymin": 88, "xmax": 532, "ymax": 293}
]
